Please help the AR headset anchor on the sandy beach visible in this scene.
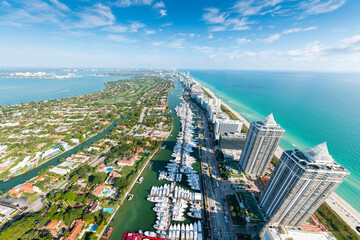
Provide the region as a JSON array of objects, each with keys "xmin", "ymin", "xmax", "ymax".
[
  {"xmin": 326, "ymin": 193, "xmax": 360, "ymax": 235},
  {"xmin": 196, "ymin": 81, "xmax": 360, "ymax": 235},
  {"xmin": 201, "ymin": 85, "xmax": 284, "ymax": 159}
]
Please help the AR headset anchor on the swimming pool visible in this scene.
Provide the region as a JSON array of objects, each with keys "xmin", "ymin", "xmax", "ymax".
[
  {"xmin": 89, "ymin": 224, "xmax": 98, "ymax": 232},
  {"xmin": 103, "ymin": 208, "xmax": 114, "ymax": 213},
  {"xmin": 103, "ymin": 190, "xmax": 110, "ymax": 194},
  {"xmin": 106, "ymin": 167, "xmax": 114, "ymax": 172}
]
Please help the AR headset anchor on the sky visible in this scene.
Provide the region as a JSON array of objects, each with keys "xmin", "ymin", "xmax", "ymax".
[{"xmin": 0, "ymin": 0, "xmax": 360, "ymax": 71}]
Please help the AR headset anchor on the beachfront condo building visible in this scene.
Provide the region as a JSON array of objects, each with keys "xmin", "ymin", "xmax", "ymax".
[
  {"xmin": 239, "ymin": 113, "xmax": 284, "ymax": 176},
  {"xmin": 259, "ymin": 143, "xmax": 349, "ymax": 227},
  {"xmin": 214, "ymin": 119, "xmax": 243, "ymax": 135},
  {"xmin": 219, "ymin": 132, "xmax": 247, "ymax": 150}
]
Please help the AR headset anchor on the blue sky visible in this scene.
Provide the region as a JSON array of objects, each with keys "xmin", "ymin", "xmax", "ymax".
[{"xmin": 0, "ymin": 0, "xmax": 360, "ymax": 71}]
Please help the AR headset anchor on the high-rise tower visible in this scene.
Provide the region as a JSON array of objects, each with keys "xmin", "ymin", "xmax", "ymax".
[
  {"xmin": 239, "ymin": 113, "xmax": 284, "ymax": 176},
  {"xmin": 259, "ymin": 143, "xmax": 349, "ymax": 227}
]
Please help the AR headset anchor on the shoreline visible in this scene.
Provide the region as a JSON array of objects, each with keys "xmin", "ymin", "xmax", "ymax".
[
  {"xmin": 325, "ymin": 193, "xmax": 360, "ymax": 235},
  {"xmin": 200, "ymin": 85, "xmax": 284, "ymax": 159},
  {"xmin": 193, "ymin": 79, "xmax": 360, "ymax": 235}
]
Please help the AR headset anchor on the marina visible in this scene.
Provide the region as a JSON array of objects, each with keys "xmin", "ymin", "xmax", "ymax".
[
  {"xmin": 107, "ymin": 79, "xmax": 204, "ymax": 240},
  {"xmin": 144, "ymin": 89, "xmax": 203, "ymax": 239}
]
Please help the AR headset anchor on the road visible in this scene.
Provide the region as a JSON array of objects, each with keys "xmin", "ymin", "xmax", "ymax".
[{"xmin": 190, "ymin": 101, "xmax": 235, "ymax": 240}]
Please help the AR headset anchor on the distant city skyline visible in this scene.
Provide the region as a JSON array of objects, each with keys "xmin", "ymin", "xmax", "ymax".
[{"xmin": 1, "ymin": 0, "xmax": 360, "ymax": 71}]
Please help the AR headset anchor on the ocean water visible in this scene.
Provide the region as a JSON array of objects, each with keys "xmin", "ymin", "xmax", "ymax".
[{"xmin": 188, "ymin": 70, "xmax": 360, "ymax": 213}]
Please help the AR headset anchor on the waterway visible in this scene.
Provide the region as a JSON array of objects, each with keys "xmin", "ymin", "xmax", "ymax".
[
  {"xmin": 107, "ymin": 80, "xmax": 185, "ymax": 239},
  {"xmin": 0, "ymin": 117, "xmax": 125, "ymax": 193}
]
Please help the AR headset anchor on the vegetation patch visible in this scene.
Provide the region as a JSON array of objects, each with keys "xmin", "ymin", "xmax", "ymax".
[{"xmin": 316, "ymin": 202, "xmax": 359, "ymax": 240}]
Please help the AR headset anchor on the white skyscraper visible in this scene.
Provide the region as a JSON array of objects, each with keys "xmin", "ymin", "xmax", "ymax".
[
  {"xmin": 239, "ymin": 113, "xmax": 284, "ymax": 176},
  {"xmin": 259, "ymin": 143, "xmax": 349, "ymax": 227}
]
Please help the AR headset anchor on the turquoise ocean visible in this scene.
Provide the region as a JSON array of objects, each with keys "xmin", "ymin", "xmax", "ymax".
[
  {"xmin": 0, "ymin": 69, "xmax": 359, "ymax": 213},
  {"xmin": 187, "ymin": 70, "xmax": 360, "ymax": 213}
]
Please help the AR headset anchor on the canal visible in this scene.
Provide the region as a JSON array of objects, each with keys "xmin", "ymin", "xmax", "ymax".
[
  {"xmin": 107, "ymin": 80, "xmax": 187, "ymax": 239},
  {"xmin": 0, "ymin": 117, "xmax": 125, "ymax": 193}
]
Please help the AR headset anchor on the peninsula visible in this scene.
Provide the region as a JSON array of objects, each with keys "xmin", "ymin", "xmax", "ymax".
[{"xmin": 0, "ymin": 71, "xmax": 174, "ymax": 239}]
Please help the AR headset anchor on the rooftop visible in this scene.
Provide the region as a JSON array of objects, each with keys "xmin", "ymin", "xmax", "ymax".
[
  {"xmin": 262, "ymin": 226, "xmax": 336, "ymax": 240},
  {"xmin": 254, "ymin": 113, "xmax": 284, "ymax": 131},
  {"xmin": 260, "ymin": 113, "xmax": 277, "ymax": 126},
  {"xmin": 301, "ymin": 142, "xmax": 334, "ymax": 165}
]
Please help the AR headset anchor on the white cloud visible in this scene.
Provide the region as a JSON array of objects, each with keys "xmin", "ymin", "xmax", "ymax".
[
  {"xmin": 300, "ymin": 0, "xmax": 346, "ymax": 15},
  {"xmin": 162, "ymin": 22, "xmax": 172, "ymax": 27},
  {"xmin": 256, "ymin": 26, "xmax": 316, "ymax": 45},
  {"xmin": 228, "ymin": 0, "xmax": 346, "ymax": 20},
  {"xmin": 225, "ymin": 18, "xmax": 250, "ymax": 31},
  {"xmin": 129, "ymin": 21, "xmax": 145, "ymax": 32},
  {"xmin": 208, "ymin": 17, "xmax": 251, "ymax": 32},
  {"xmin": 209, "ymin": 25, "xmax": 227, "ymax": 32},
  {"xmin": 178, "ymin": 33, "xmax": 198, "ymax": 38},
  {"xmin": 107, "ymin": 34, "xmax": 137, "ymax": 43},
  {"xmin": 152, "ymin": 1, "xmax": 165, "ymax": 9},
  {"xmin": 203, "ymin": 7, "xmax": 252, "ymax": 32},
  {"xmin": 208, "ymin": 33, "xmax": 213, "ymax": 39},
  {"xmin": 192, "ymin": 46, "xmax": 213, "ymax": 53},
  {"xmin": 159, "ymin": 9, "xmax": 167, "ymax": 17},
  {"xmin": 105, "ymin": 24, "xmax": 128, "ymax": 33},
  {"xmin": 283, "ymin": 26, "xmax": 317, "ymax": 34},
  {"xmin": 0, "ymin": 0, "xmax": 65, "ymax": 26},
  {"xmin": 75, "ymin": 4, "xmax": 115, "ymax": 28},
  {"xmin": 167, "ymin": 38, "xmax": 186, "ymax": 49},
  {"xmin": 326, "ymin": 35, "xmax": 360, "ymax": 53},
  {"xmin": 152, "ymin": 41, "xmax": 165, "ymax": 46},
  {"xmin": 203, "ymin": 8, "xmax": 227, "ymax": 24},
  {"xmin": 283, "ymin": 35, "xmax": 360, "ymax": 59},
  {"xmin": 103, "ymin": 21, "xmax": 145, "ymax": 33},
  {"xmin": 1, "ymin": 1, "xmax": 11, "ymax": 7},
  {"xmin": 246, "ymin": 51, "xmax": 257, "ymax": 57},
  {"xmin": 115, "ymin": 0, "xmax": 153, "ymax": 7},
  {"xmin": 232, "ymin": 0, "xmax": 283, "ymax": 16},
  {"xmin": 285, "ymin": 42, "xmax": 322, "ymax": 57},
  {"xmin": 49, "ymin": 0, "xmax": 69, "ymax": 11},
  {"xmin": 261, "ymin": 33, "xmax": 280, "ymax": 43},
  {"xmin": 237, "ymin": 38, "xmax": 251, "ymax": 44},
  {"xmin": 145, "ymin": 29, "xmax": 156, "ymax": 34}
]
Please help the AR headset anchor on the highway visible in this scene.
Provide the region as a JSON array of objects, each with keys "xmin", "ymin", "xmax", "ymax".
[{"xmin": 190, "ymin": 100, "xmax": 236, "ymax": 240}]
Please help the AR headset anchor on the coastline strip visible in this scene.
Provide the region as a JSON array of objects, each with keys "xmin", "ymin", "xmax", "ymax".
[{"xmin": 193, "ymin": 80, "xmax": 360, "ymax": 235}]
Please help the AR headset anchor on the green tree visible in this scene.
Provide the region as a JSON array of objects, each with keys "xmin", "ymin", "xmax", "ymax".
[{"xmin": 114, "ymin": 177, "xmax": 129, "ymax": 189}]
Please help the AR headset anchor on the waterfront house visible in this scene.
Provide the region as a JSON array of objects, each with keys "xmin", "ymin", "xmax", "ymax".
[
  {"xmin": 65, "ymin": 219, "xmax": 84, "ymax": 240},
  {"xmin": 86, "ymin": 200, "xmax": 100, "ymax": 213},
  {"xmin": 92, "ymin": 185, "xmax": 106, "ymax": 196},
  {"xmin": 35, "ymin": 174, "xmax": 47, "ymax": 183},
  {"xmin": 116, "ymin": 154, "xmax": 137, "ymax": 166},
  {"xmin": 45, "ymin": 220, "xmax": 59, "ymax": 230},
  {"xmin": 8, "ymin": 183, "xmax": 40, "ymax": 197},
  {"xmin": 106, "ymin": 170, "xmax": 121, "ymax": 184}
]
